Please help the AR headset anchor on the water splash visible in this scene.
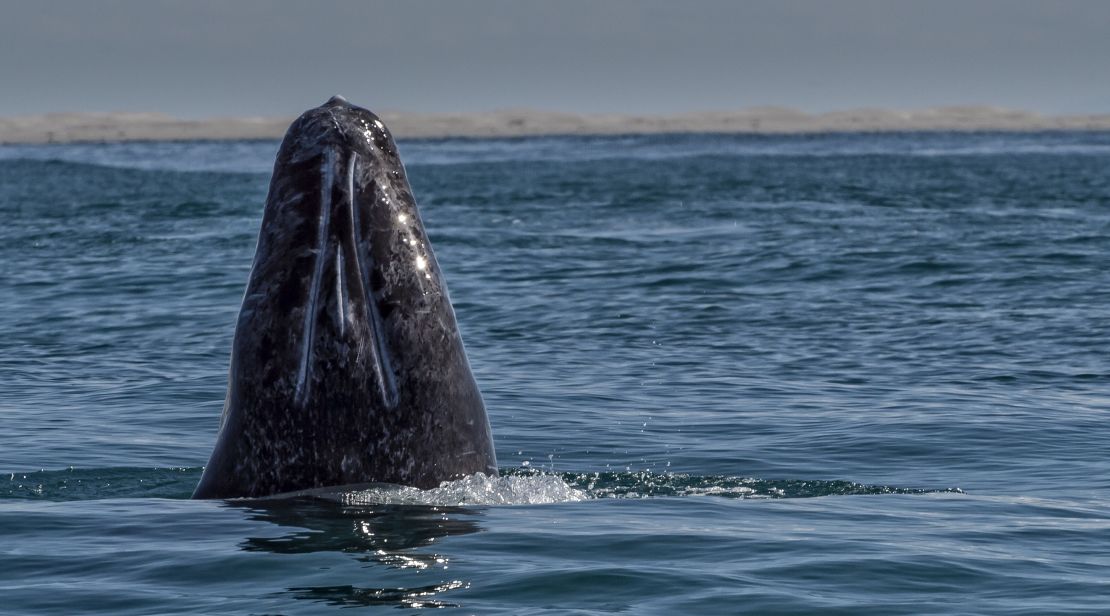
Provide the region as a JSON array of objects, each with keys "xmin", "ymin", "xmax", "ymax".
[
  {"xmin": 1, "ymin": 466, "xmax": 959, "ymax": 503},
  {"xmin": 333, "ymin": 472, "xmax": 588, "ymax": 506},
  {"xmin": 557, "ymin": 470, "xmax": 960, "ymax": 499}
]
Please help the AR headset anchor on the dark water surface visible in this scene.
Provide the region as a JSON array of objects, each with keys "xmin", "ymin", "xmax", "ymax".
[{"xmin": 2, "ymin": 132, "xmax": 1109, "ymax": 614}]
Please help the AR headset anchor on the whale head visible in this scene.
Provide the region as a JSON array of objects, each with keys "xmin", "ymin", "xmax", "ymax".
[{"xmin": 193, "ymin": 97, "xmax": 496, "ymax": 499}]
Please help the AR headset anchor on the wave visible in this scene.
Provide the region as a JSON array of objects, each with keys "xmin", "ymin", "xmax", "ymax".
[
  {"xmin": 2, "ymin": 466, "xmax": 959, "ymax": 504},
  {"xmin": 0, "ymin": 141, "xmax": 279, "ymax": 174},
  {"xmin": 3, "ymin": 132, "xmax": 1109, "ymax": 175},
  {"xmin": 401, "ymin": 132, "xmax": 1110, "ymax": 166}
]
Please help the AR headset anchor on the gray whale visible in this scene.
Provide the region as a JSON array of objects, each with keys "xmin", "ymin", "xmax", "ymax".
[{"xmin": 193, "ymin": 96, "xmax": 497, "ymax": 499}]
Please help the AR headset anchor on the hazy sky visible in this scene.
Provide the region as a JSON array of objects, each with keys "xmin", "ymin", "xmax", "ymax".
[{"xmin": 2, "ymin": 0, "xmax": 1108, "ymax": 117}]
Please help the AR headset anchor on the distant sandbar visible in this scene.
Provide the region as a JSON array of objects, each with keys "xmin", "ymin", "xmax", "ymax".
[{"xmin": 2, "ymin": 106, "xmax": 1109, "ymax": 144}]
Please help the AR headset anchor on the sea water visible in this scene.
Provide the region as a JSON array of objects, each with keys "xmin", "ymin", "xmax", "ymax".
[{"xmin": 2, "ymin": 131, "xmax": 1109, "ymax": 614}]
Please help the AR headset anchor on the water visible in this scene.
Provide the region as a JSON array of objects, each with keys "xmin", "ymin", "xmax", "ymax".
[{"xmin": 2, "ymin": 131, "xmax": 1109, "ymax": 614}]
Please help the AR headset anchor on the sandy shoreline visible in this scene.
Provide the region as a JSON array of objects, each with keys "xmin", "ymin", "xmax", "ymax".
[{"xmin": 2, "ymin": 106, "xmax": 1110, "ymax": 144}]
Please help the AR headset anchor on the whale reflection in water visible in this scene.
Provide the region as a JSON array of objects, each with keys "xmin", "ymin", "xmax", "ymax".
[{"xmin": 237, "ymin": 498, "xmax": 483, "ymax": 609}]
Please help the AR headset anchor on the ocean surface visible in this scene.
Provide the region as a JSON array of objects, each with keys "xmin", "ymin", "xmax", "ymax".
[{"xmin": 2, "ymin": 131, "xmax": 1109, "ymax": 614}]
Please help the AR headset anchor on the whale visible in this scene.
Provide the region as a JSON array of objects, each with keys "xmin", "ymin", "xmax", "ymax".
[{"xmin": 192, "ymin": 96, "xmax": 497, "ymax": 499}]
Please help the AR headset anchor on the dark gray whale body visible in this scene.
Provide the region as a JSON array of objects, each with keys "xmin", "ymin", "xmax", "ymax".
[{"xmin": 193, "ymin": 96, "xmax": 497, "ymax": 499}]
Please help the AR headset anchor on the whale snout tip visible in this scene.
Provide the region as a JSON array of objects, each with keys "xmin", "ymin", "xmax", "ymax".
[{"xmin": 325, "ymin": 94, "xmax": 349, "ymax": 107}]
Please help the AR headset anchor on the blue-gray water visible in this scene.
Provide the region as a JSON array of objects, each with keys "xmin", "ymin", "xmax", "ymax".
[{"xmin": 2, "ymin": 132, "xmax": 1110, "ymax": 614}]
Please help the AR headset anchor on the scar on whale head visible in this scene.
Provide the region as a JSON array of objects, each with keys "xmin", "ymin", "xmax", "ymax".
[{"xmin": 192, "ymin": 96, "xmax": 497, "ymax": 499}]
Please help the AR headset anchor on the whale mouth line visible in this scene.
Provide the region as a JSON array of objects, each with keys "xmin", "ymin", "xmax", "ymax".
[
  {"xmin": 348, "ymin": 153, "xmax": 399, "ymax": 409},
  {"xmin": 294, "ymin": 147, "xmax": 336, "ymax": 407}
]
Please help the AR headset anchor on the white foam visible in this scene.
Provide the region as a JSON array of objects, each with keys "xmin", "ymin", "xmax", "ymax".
[{"xmin": 333, "ymin": 473, "xmax": 587, "ymax": 506}]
